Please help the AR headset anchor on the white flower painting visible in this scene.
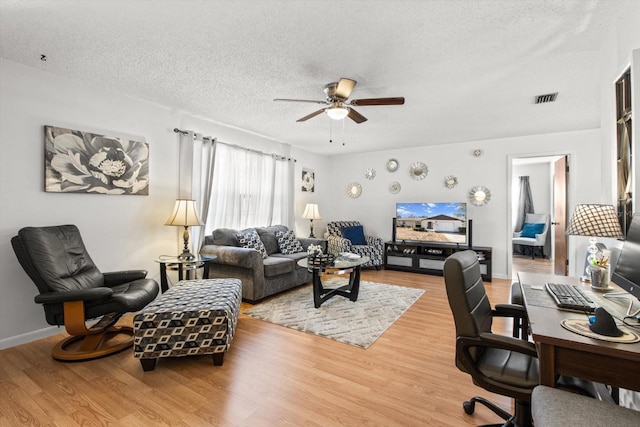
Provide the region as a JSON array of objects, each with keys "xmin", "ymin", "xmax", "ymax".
[
  {"xmin": 302, "ymin": 169, "xmax": 315, "ymax": 192},
  {"xmin": 45, "ymin": 126, "xmax": 149, "ymax": 195}
]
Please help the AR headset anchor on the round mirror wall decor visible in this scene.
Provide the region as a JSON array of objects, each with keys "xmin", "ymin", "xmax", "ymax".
[
  {"xmin": 386, "ymin": 159, "xmax": 399, "ymax": 172},
  {"xmin": 469, "ymin": 186, "xmax": 491, "ymax": 206},
  {"xmin": 410, "ymin": 162, "xmax": 428, "ymax": 180},
  {"xmin": 389, "ymin": 181, "xmax": 401, "ymax": 194},
  {"xmin": 365, "ymin": 168, "xmax": 376, "ymax": 180},
  {"xmin": 347, "ymin": 182, "xmax": 362, "ymax": 198},
  {"xmin": 443, "ymin": 175, "xmax": 458, "ymax": 189}
]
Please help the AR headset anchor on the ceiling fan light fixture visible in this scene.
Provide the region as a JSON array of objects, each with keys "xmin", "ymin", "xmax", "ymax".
[{"xmin": 326, "ymin": 106, "xmax": 349, "ymax": 120}]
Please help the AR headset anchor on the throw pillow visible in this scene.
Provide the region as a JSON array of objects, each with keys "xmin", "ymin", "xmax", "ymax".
[
  {"xmin": 520, "ymin": 223, "xmax": 545, "ymax": 238},
  {"xmin": 275, "ymin": 230, "xmax": 304, "ymax": 255},
  {"xmin": 342, "ymin": 225, "xmax": 367, "ymax": 245},
  {"xmin": 236, "ymin": 229, "xmax": 268, "ymax": 258}
]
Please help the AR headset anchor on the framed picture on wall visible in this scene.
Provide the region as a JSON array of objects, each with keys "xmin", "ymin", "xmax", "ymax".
[
  {"xmin": 44, "ymin": 125, "xmax": 149, "ymax": 195},
  {"xmin": 302, "ymin": 168, "xmax": 315, "ymax": 192}
]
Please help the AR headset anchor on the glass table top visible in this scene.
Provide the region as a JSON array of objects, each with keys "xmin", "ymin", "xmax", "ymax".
[
  {"xmin": 155, "ymin": 255, "xmax": 216, "ymax": 264},
  {"xmin": 297, "ymin": 254, "xmax": 369, "ymax": 269}
]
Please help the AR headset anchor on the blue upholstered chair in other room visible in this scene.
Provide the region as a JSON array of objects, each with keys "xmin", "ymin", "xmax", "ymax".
[
  {"xmin": 513, "ymin": 213, "xmax": 550, "ymax": 259},
  {"xmin": 326, "ymin": 221, "xmax": 384, "ymax": 269}
]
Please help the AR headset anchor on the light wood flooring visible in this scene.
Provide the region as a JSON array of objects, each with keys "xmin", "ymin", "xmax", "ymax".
[
  {"xmin": 1, "ymin": 270, "xmax": 517, "ymax": 426},
  {"xmin": 512, "ymin": 254, "xmax": 554, "ymax": 279}
]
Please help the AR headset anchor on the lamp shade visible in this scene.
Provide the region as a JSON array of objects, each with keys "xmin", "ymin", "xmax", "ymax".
[
  {"xmin": 302, "ymin": 203, "xmax": 321, "ymax": 220},
  {"xmin": 165, "ymin": 199, "xmax": 204, "ymax": 226},
  {"xmin": 326, "ymin": 106, "xmax": 349, "ymax": 120},
  {"xmin": 566, "ymin": 204, "xmax": 623, "ymax": 238}
]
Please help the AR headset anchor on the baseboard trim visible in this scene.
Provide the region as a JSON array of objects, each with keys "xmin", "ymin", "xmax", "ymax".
[{"xmin": 0, "ymin": 326, "xmax": 60, "ymax": 350}]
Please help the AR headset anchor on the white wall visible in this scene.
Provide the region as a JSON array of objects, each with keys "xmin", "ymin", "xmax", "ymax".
[
  {"xmin": 0, "ymin": 58, "xmax": 330, "ymax": 348},
  {"xmin": 327, "ymin": 130, "xmax": 602, "ymax": 279}
]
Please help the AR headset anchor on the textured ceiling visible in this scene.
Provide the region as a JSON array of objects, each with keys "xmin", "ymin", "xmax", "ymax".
[{"xmin": 0, "ymin": 0, "xmax": 628, "ymax": 154}]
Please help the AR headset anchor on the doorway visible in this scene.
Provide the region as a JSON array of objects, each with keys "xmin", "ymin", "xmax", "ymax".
[{"xmin": 508, "ymin": 155, "xmax": 570, "ymax": 280}]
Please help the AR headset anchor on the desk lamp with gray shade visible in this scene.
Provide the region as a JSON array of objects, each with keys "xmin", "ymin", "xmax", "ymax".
[
  {"xmin": 566, "ymin": 204, "xmax": 623, "ymax": 281},
  {"xmin": 165, "ymin": 199, "xmax": 205, "ymax": 260},
  {"xmin": 302, "ymin": 203, "xmax": 321, "ymax": 238}
]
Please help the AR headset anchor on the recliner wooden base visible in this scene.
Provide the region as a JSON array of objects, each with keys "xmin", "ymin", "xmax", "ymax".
[{"xmin": 52, "ymin": 325, "xmax": 134, "ymax": 362}]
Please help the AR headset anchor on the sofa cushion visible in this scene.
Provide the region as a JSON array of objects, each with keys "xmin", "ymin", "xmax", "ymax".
[
  {"xmin": 342, "ymin": 225, "xmax": 367, "ymax": 245},
  {"xmin": 256, "ymin": 225, "xmax": 289, "ymax": 255},
  {"xmin": 275, "ymin": 230, "xmax": 304, "ymax": 255},
  {"xmin": 211, "ymin": 228, "xmax": 241, "ymax": 247},
  {"xmin": 520, "ymin": 222, "xmax": 545, "ymax": 238},
  {"xmin": 262, "ymin": 256, "xmax": 295, "ymax": 277},
  {"xmin": 236, "ymin": 229, "xmax": 268, "ymax": 259}
]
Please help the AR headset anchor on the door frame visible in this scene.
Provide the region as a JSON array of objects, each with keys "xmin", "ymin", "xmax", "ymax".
[{"xmin": 506, "ymin": 151, "xmax": 577, "ymax": 279}]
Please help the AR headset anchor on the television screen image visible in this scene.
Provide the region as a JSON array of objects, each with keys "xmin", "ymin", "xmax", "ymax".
[{"xmin": 395, "ymin": 202, "xmax": 467, "ymax": 244}]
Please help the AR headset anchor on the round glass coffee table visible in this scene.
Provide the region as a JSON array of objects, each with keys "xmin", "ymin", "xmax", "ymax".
[{"xmin": 297, "ymin": 255, "xmax": 370, "ymax": 308}]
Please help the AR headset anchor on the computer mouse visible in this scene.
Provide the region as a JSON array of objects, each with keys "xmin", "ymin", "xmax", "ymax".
[{"xmin": 589, "ymin": 307, "xmax": 624, "ymax": 337}]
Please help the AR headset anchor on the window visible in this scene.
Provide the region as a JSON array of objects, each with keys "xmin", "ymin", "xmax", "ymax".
[{"xmin": 204, "ymin": 143, "xmax": 294, "ymax": 232}]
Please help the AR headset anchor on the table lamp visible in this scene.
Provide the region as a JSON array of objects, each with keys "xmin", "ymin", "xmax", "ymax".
[
  {"xmin": 165, "ymin": 199, "xmax": 205, "ymax": 260},
  {"xmin": 302, "ymin": 203, "xmax": 321, "ymax": 238},
  {"xmin": 566, "ymin": 204, "xmax": 623, "ymax": 276}
]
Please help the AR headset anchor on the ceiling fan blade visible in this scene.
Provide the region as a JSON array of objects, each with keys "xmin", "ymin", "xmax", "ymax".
[
  {"xmin": 296, "ymin": 108, "xmax": 326, "ymax": 122},
  {"xmin": 334, "ymin": 78, "xmax": 357, "ymax": 100},
  {"xmin": 347, "ymin": 108, "xmax": 368, "ymax": 123},
  {"xmin": 274, "ymin": 98, "xmax": 327, "ymax": 105},
  {"xmin": 350, "ymin": 97, "xmax": 405, "ymax": 106}
]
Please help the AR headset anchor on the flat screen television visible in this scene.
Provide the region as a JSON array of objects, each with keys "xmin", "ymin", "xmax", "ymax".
[
  {"xmin": 395, "ymin": 202, "xmax": 467, "ymax": 244},
  {"xmin": 612, "ymin": 213, "xmax": 640, "ymax": 308}
]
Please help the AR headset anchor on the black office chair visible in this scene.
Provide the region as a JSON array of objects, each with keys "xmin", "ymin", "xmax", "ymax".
[
  {"xmin": 444, "ymin": 250, "xmax": 537, "ymax": 427},
  {"xmin": 11, "ymin": 225, "xmax": 159, "ymax": 362},
  {"xmin": 510, "ymin": 281, "xmax": 527, "ymax": 339}
]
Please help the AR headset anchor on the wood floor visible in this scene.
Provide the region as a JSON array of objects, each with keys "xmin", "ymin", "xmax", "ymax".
[
  {"xmin": 0, "ymin": 270, "xmax": 517, "ymax": 427},
  {"xmin": 512, "ymin": 254, "xmax": 554, "ymax": 279}
]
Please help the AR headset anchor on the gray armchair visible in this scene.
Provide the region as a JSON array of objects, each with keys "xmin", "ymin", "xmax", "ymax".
[
  {"xmin": 513, "ymin": 213, "xmax": 550, "ymax": 259},
  {"xmin": 326, "ymin": 221, "xmax": 383, "ymax": 269},
  {"xmin": 444, "ymin": 250, "xmax": 536, "ymax": 427}
]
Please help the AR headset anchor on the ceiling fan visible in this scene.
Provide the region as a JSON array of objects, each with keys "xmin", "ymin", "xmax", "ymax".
[{"xmin": 274, "ymin": 78, "xmax": 405, "ymax": 124}]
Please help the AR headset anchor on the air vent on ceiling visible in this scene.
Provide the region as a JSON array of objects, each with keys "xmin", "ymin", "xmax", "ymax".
[{"xmin": 535, "ymin": 92, "xmax": 558, "ymax": 104}]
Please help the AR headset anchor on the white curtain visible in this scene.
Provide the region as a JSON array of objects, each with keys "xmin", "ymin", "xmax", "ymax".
[
  {"xmin": 203, "ymin": 142, "xmax": 294, "ymax": 234},
  {"xmin": 177, "ymin": 131, "xmax": 216, "ymax": 252}
]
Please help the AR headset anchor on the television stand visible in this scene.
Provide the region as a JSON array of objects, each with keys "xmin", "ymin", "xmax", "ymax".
[{"xmin": 383, "ymin": 241, "xmax": 492, "ymax": 281}]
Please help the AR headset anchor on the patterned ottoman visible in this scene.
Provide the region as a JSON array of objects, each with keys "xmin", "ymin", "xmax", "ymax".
[{"xmin": 133, "ymin": 278, "xmax": 241, "ymax": 371}]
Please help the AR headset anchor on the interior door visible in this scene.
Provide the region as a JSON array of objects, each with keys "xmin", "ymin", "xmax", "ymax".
[{"xmin": 553, "ymin": 156, "xmax": 568, "ymax": 275}]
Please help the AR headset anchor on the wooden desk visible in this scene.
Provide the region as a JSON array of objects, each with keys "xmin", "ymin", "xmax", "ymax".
[{"xmin": 518, "ymin": 272, "xmax": 640, "ymax": 392}]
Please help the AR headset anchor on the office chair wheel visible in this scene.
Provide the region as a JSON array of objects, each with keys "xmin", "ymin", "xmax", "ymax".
[{"xmin": 463, "ymin": 400, "xmax": 475, "ymax": 415}]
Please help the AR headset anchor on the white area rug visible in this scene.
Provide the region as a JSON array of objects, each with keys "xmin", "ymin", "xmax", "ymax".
[{"xmin": 243, "ymin": 280, "xmax": 425, "ymax": 349}]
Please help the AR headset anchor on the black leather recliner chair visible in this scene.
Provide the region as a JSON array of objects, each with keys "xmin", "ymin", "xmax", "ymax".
[
  {"xmin": 12, "ymin": 225, "xmax": 159, "ymax": 361},
  {"xmin": 444, "ymin": 250, "xmax": 536, "ymax": 427}
]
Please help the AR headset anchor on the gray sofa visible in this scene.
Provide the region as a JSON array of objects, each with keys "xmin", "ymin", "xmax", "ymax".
[{"xmin": 200, "ymin": 225, "xmax": 325, "ymax": 303}]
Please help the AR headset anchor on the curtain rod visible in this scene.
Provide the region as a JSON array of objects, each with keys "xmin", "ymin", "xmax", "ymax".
[{"xmin": 173, "ymin": 127, "xmax": 296, "ymax": 162}]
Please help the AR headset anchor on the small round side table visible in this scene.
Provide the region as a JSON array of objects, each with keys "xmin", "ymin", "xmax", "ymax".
[{"xmin": 155, "ymin": 255, "xmax": 216, "ymax": 293}]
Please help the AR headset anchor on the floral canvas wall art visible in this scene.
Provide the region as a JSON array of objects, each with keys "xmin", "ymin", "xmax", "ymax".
[
  {"xmin": 44, "ymin": 126, "xmax": 149, "ymax": 195},
  {"xmin": 302, "ymin": 168, "xmax": 315, "ymax": 192}
]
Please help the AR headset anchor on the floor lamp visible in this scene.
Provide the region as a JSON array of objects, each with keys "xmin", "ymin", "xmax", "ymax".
[{"xmin": 302, "ymin": 203, "xmax": 321, "ymax": 238}]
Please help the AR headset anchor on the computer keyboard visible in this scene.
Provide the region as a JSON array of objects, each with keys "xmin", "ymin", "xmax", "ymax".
[{"xmin": 546, "ymin": 283, "xmax": 597, "ymax": 313}]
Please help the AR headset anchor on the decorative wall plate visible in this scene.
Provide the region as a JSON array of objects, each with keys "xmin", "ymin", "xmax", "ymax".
[
  {"xmin": 386, "ymin": 159, "xmax": 399, "ymax": 172},
  {"xmin": 469, "ymin": 185, "xmax": 491, "ymax": 206},
  {"xmin": 389, "ymin": 181, "xmax": 401, "ymax": 194},
  {"xmin": 365, "ymin": 168, "xmax": 376, "ymax": 180},
  {"xmin": 410, "ymin": 162, "xmax": 428, "ymax": 180},
  {"xmin": 443, "ymin": 175, "xmax": 458, "ymax": 189},
  {"xmin": 347, "ymin": 182, "xmax": 362, "ymax": 198}
]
